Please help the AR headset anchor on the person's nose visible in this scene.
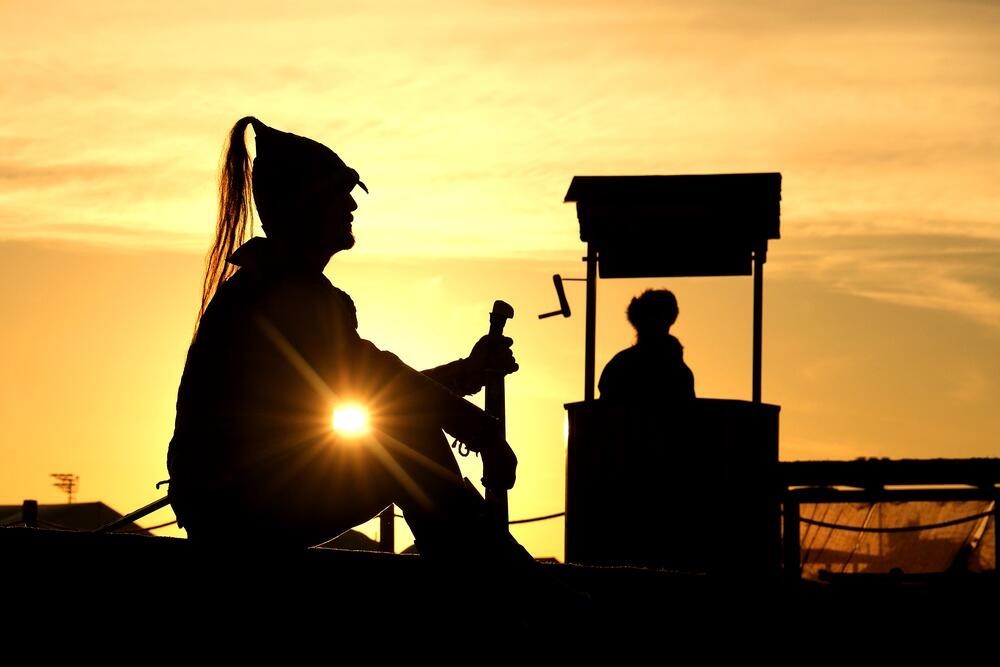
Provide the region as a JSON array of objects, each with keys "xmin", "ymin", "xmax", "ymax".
[{"xmin": 347, "ymin": 194, "xmax": 358, "ymax": 212}]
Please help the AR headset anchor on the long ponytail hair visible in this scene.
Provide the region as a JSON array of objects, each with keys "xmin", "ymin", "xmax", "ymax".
[{"xmin": 197, "ymin": 116, "xmax": 259, "ymax": 325}]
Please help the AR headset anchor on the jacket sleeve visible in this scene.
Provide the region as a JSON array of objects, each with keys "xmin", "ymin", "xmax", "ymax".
[
  {"xmin": 350, "ymin": 339, "xmax": 499, "ymax": 450},
  {"xmin": 421, "ymin": 358, "xmax": 484, "ymax": 397},
  {"xmin": 314, "ymin": 283, "xmax": 500, "ymax": 449}
]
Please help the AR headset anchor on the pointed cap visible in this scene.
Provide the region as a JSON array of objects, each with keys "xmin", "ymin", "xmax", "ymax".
[{"xmin": 252, "ymin": 119, "xmax": 367, "ymax": 194}]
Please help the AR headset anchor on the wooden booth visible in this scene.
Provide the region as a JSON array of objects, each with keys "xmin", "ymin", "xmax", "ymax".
[{"xmin": 561, "ymin": 173, "xmax": 783, "ymax": 575}]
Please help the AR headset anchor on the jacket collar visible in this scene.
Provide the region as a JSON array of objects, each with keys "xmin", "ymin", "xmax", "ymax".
[{"xmin": 227, "ymin": 237, "xmax": 296, "ymax": 273}]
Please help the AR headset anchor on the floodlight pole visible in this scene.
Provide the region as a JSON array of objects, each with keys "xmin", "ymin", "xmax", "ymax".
[
  {"xmin": 752, "ymin": 242, "xmax": 767, "ymax": 404},
  {"xmin": 584, "ymin": 243, "xmax": 598, "ymax": 401}
]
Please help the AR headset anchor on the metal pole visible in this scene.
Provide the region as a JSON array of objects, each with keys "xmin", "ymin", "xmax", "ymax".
[
  {"xmin": 584, "ymin": 243, "xmax": 598, "ymax": 401},
  {"xmin": 93, "ymin": 495, "xmax": 171, "ymax": 534},
  {"xmin": 22, "ymin": 500, "xmax": 38, "ymax": 528},
  {"xmin": 752, "ymin": 243, "xmax": 767, "ymax": 404},
  {"xmin": 379, "ymin": 506, "xmax": 394, "ymax": 553},
  {"xmin": 993, "ymin": 495, "xmax": 999, "ymax": 571},
  {"xmin": 783, "ymin": 493, "xmax": 801, "ymax": 581},
  {"xmin": 485, "ymin": 300, "xmax": 514, "ymax": 526}
]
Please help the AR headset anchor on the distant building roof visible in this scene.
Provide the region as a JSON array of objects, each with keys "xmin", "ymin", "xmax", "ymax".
[{"xmin": 0, "ymin": 501, "xmax": 150, "ymax": 535}]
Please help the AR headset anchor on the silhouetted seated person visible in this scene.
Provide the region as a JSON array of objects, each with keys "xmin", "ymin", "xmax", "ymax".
[
  {"xmin": 594, "ymin": 290, "xmax": 707, "ymax": 569},
  {"xmin": 167, "ymin": 118, "xmax": 528, "ymax": 574},
  {"xmin": 598, "ymin": 289, "xmax": 695, "ymax": 404}
]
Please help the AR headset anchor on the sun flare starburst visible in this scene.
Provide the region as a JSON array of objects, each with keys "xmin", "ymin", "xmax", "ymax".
[{"xmin": 331, "ymin": 403, "xmax": 370, "ymax": 438}]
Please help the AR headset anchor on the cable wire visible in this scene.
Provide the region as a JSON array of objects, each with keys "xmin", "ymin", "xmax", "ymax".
[
  {"xmin": 800, "ymin": 510, "xmax": 994, "ymax": 534},
  {"xmin": 111, "ymin": 519, "xmax": 177, "ymax": 533},
  {"xmin": 392, "ymin": 511, "xmax": 565, "ymax": 525},
  {"xmin": 139, "ymin": 519, "xmax": 178, "ymax": 531},
  {"xmin": 509, "ymin": 512, "xmax": 565, "ymax": 525}
]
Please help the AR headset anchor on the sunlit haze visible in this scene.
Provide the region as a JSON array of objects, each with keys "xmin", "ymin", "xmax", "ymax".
[{"xmin": 2, "ymin": 1, "xmax": 999, "ymax": 558}]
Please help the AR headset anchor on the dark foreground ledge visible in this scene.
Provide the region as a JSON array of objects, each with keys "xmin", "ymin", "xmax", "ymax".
[{"xmin": 3, "ymin": 527, "xmax": 996, "ymax": 651}]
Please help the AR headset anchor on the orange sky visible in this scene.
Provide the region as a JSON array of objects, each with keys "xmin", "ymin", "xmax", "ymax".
[{"xmin": 2, "ymin": 0, "xmax": 999, "ymax": 558}]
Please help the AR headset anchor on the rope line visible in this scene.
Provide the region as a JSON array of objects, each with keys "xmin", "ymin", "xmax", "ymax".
[
  {"xmin": 799, "ymin": 511, "xmax": 994, "ymax": 534},
  {"xmin": 134, "ymin": 520, "xmax": 177, "ymax": 532},
  {"xmin": 509, "ymin": 512, "xmax": 565, "ymax": 525},
  {"xmin": 392, "ymin": 511, "xmax": 565, "ymax": 525},
  {"xmin": 0, "ymin": 518, "xmax": 177, "ymax": 532}
]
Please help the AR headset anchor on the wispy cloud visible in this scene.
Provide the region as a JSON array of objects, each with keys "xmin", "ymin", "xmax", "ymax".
[
  {"xmin": 0, "ymin": 160, "xmax": 139, "ymax": 187},
  {"xmin": 0, "ymin": 222, "xmax": 204, "ymax": 250},
  {"xmin": 774, "ymin": 233, "xmax": 1000, "ymax": 330},
  {"xmin": 0, "ymin": 0, "xmax": 997, "ymax": 260}
]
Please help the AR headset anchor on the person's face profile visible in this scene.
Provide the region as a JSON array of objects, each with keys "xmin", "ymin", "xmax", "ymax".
[{"xmin": 311, "ymin": 181, "xmax": 358, "ymax": 253}]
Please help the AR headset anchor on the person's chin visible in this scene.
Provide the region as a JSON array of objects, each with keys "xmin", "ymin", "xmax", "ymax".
[{"xmin": 330, "ymin": 234, "xmax": 355, "ymax": 254}]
